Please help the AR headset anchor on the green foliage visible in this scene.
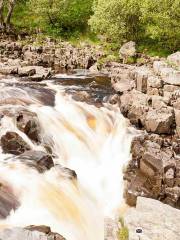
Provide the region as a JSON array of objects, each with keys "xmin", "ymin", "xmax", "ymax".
[
  {"xmin": 118, "ymin": 218, "xmax": 129, "ymax": 240},
  {"xmin": 90, "ymin": 0, "xmax": 180, "ymax": 51},
  {"xmin": 28, "ymin": 0, "xmax": 93, "ymax": 36},
  {"xmin": 89, "ymin": 0, "xmax": 143, "ymax": 43},
  {"xmin": 141, "ymin": 0, "xmax": 180, "ymax": 51},
  {"xmin": 7, "ymin": 0, "xmax": 180, "ymax": 55}
]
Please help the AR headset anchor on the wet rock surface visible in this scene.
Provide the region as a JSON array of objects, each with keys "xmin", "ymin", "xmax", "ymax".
[
  {"xmin": 0, "ymin": 183, "xmax": 19, "ymax": 219},
  {"xmin": 0, "ymin": 226, "xmax": 66, "ymax": 240},
  {"xmin": 15, "ymin": 150, "xmax": 54, "ymax": 173},
  {"xmin": 1, "ymin": 132, "xmax": 31, "ymax": 155}
]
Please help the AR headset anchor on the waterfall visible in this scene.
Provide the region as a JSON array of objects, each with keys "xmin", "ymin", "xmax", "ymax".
[{"xmin": 0, "ymin": 82, "xmax": 135, "ymax": 240}]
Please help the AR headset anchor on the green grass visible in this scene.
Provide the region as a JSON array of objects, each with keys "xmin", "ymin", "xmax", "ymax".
[{"xmin": 118, "ymin": 218, "xmax": 129, "ymax": 240}]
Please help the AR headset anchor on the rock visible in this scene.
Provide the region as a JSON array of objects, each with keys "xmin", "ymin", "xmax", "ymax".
[
  {"xmin": 134, "ymin": 66, "xmax": 151, "ymax": 93},
  {"xmin": 0, "ymin": 183, "xmax": 19, "ymax": 219},
  {"xmin": 124, "ymin": 197, "xmax": 180, "ymax": 240},
  {"xmin": 119, "ymin": 41, "xmax": 136, "ymax": 62},
  {"xmin": 53, "ymin": 165, "xmax": 77, "ymax": 180},
  {"xmin": 163, "ymin": 71, "xmax": 180, "ymax": 86},
  {"xmin": 124, "ymin": 171, "xmax": 152, "ymax": 206},
  {"xmin": 147, "ymin": 75, "xmax": 162, "ymax": 89},
  {"xmin": 163, "ymin": 84, "xmax": 180, "ymax": 99},
  {"xmin": 24, "ymin": 119, "xmax": 40, "ymax": 142},
  {"xmin": 153, "ymin": 61, "xmax": 168, "ymax": 75},
  {"xmin": 0, "ymin": 226, "xmax": 66, "ymax": 240},
  {"xmin": 7, "ymin": 58, "xmax": 21, "ymax": 66},
  {"xmin": 140, "ymin": 141, "xmax": 162, "ymax": 177},
  {"xmin": 89, "ymin": 63, "xmax": 99, "ymax": 73},
  {"xmin": 175, "ymin": 109, "xmax": 180, "ymax": 137},
  {"xmin": 25, "ymin": 226, "xmax": 51, "ymax": 234},
  {"xmin": 16, "ymin": 111, "xmax": 40, "ymax": 143},
  {"xmin": 27, "ymin": 67, "xmax": 51, "ymax": 81},
  {"xmin": 0, "ymin": 65, "xmax": 18, "ymax": 75},
  {"xmin": 164, "ymin": 168, "xmax": 175, "ymax": 187},
  {"xmin": 151, "ymin": 96, "xmax": 168, "ymax": 110},
  {"xmin": 104, "ymin": 218, "xmax": 119, "ymax": 240},
  {"xmin": 16, "ymin": 151, "xmax": 54, "ymax": 173},
  {"xmin": 18, "ymin": 66, "xmax": 36, "ymax": 77},
  {"xmin": 124, "ymin": 134, "xmax": 180, "ymax": 208},
  {"xmin": 144, "ymin": 107, "xmax": 174, "ymax": 134},
  {"xmin": 167, "ymin": 51, "xmax": 180, "ymax": 69},
  {"xmin": 1, "ymin": 132, "xmax": 31, "ymax": 155},
  {"xmin": 120, "ymin": 90, "xmax": 149, "ymax": 127}
]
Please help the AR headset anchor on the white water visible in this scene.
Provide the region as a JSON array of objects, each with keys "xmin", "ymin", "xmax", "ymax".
[{"xmin": 0, "ymin": 84, "xmax": 135, "ymax": 240}]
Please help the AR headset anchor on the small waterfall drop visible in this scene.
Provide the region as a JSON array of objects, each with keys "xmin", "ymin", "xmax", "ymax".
[{"xmin": 0, "ymin": 79, "xmax": 135, "ymax": 240}]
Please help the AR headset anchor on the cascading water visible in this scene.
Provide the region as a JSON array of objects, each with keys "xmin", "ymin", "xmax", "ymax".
[{"xmin": 0, "ymin": 76, "xmax": 135, "ymax": 240}]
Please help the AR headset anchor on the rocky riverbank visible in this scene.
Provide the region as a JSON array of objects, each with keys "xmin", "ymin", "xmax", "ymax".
[
  {"xmin": 0, "ymin": 35, "xmax": 104, "ymax": 81},
  {"xmin": 105, "ymin": 51, "xmax": 180, "ymax": 209}
]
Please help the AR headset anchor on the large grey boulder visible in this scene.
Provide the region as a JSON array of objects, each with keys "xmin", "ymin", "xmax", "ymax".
[
  {"xmin": 125, "ymin": 197, "xmax": 180, "ymax": 240},
  {"xmin": 119, "ymin": 41, "xmax": 136, "ymax": 62},
  {"xmin": 167, "ymin": 51, "xmax": 180, "ymax": 69},
  {"xmin": 144, "ymin": 107, "xmax": 174, "ymax": 134}
]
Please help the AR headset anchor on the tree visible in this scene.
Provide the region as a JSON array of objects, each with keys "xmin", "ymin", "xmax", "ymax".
[
  {"xmin": 141, "ymin": 0, "xmax": 180, "ymax": 51},
  {"xmin": 29, "ymin": 0, "xmax": 93, "ymax": 34},
  {"xmin": 0, "ymin": 0, "xmax": 19, "ymax": 29},
  {"xmin": 89, "ymin": 0, "xmax": 143, "ymax": 43}
]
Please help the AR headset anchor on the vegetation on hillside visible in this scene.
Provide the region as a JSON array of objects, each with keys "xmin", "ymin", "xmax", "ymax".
[{"xmin": 0, "ymin": 0, "xmax": 179, "ymax": 55}]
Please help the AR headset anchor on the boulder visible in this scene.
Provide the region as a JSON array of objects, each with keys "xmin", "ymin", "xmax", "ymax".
[
  {"xmin": 120, "ymin": 90, "xmax": 150, "ymax": 128},
  {"xmin": 18, "ymin": 66, "xmax": 36, "ymax": 77},
  {"xmin": 134, "ymin": 66, "xmax": 152, "ymax": 93},
  {"xmin": 15, "ymin": 150, "xmax": 54, "ymax": 173},
  {"xmin": 16, "ymin": 111, "xmax": 40, "ymax": 143},
  {"xmin": 167, "ymin": 51, "xmax": 180, "ymax": 69},
  {"xmin": 153, "ymin": 60, "xmax": 168, "ymax": 74},
  {"xmin": 125, "ymin": 197, "xmax": 180, "ymax": 240},
  {"xmin": 163, "ymin": 84, "xmax": 180, "ymax": 99},
  {"xmin": 119, "ymin": 41, "xmax": 136, "ymax": 61},
  {"xmin": 144, "ymin": 107, "xmax": 175, "ymax": 134},
  {"xmin": 0, "ymin": 65, "xmax": 18, "ymax": 75},
  {"xmin": 0, "ymin": 226, "xmax": 66, "ymax": 240},
  {"xmin": 1, "ymin": 132, "xmax": 31, "ymax": 155},
  {"xmin": 163, "ymin": 71, "xmax": 180, "ymax": 86},
  {"xmin": 147, "ymin": 75, "xmax": 162, "ymax": 89}
]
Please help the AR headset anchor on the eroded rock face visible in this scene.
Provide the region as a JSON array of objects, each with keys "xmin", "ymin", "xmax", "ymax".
[
  {"xmin": 1, "ymin": 132, "xmax": 31, "ymax": 155},
  {"xmin": 125, "ymin": 197, "xmax": 180, "ymax": 240},
  {"xmin": 124, "ymin": 134, "xmax": 180, "ymax": 208},
  {"xmin": 16, "ymin": 111, "xmax": 41, "ymax": 143},
  {"xmin": 0, "ymin": 226, "xmax": 66, "ymax": 240},
  {"xmin": 144, "ymin": 107, "xmax": 174, "ymax": 134},
  {"xmin": 15, "ymin": 150, "xmax": 54, "ymax": 173}
]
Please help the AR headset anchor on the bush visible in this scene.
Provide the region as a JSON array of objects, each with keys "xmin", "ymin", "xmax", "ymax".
[
  {"xmin": 29, "ymin": 0, "xmax": 93, "ymax": 36},
  {"xmin": 141, "ymin": 0, "xmax": 180, "ymax": 51},
  {"xmin": 90, "ymin": 0, "xmax": 180, "ymax": 51},
  {"xmin": 89, "ymin": 0, "xmax": 143, "ymax": 43}
]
